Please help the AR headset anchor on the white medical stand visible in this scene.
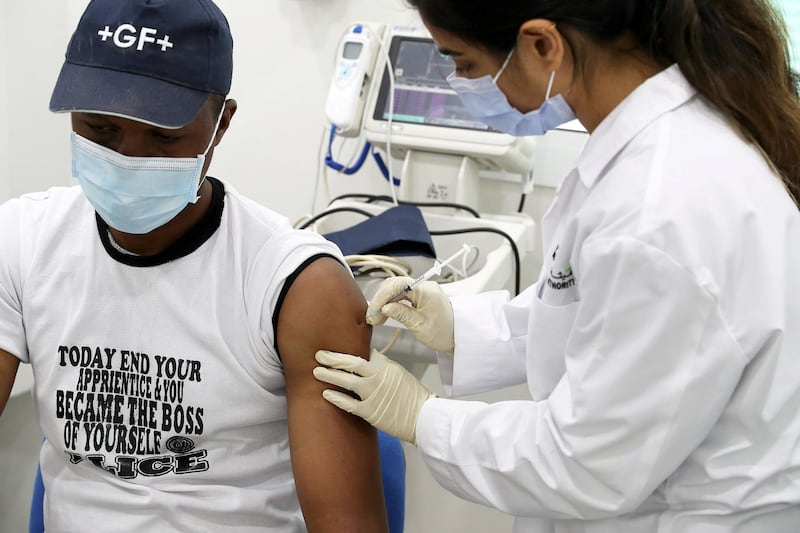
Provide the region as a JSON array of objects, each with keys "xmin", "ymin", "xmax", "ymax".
[{"xmin": 397, "ymin": 151, "xmax": 481, "ymax": 208}]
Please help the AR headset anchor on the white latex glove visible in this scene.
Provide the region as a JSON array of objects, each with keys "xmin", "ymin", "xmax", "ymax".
[
  {"xmin": 366, "ymin": 277, "xmax": 455, "ymax": 354},
  {"xmin": 314, "ymin": 348, "xmax": 436, "ymax": 445}
]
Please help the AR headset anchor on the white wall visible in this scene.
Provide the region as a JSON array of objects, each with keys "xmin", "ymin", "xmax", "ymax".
[
  {"xmin": 0, "ymin": 1, "xmax": 585, "ymax": 531},
  {"xmin": 0, "ymin": 1, "xmax": 74, "ymax": 199},
  {"xmin": 212, "ymin": 0, "xmax": 426, "ymax": 219},
  {"xmin": 0, "ymin": 1, "xmax": 8, "ymax": 201}
]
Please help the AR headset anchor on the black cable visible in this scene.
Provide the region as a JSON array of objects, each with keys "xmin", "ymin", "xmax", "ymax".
[
  {"xmin": 430, "ymin": 227, "xmax": 522, "ymax": 296},
  {"xmin": 517, "ymin": 193, "xmax": 527, "ymax": 213},
  {"xmin": 300, "ymin": 205, "xmax": 522, "ymax": 295},
  {"xmin": 329, "ymin": 193, "xmax": 385, "ymax": 204},
  {"xmin": 297, "ymin": 207, "xmax": 374, "ymax": 230},
  {"xmin": 328, "ymin": 193, "xmax": 481, "ymax": 219}
]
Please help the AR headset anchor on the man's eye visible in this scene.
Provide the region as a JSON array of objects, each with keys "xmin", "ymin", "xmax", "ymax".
[
  {"xmin": 87, "ymin": 123, "xmax": 115, "ymax": 134},
  {"xmin": 454, "ymin": 64, "xmax": 473, "ymax": 75},
  {"xmin": 153, "ymin": 132, "xmax": 181, "ymax": 143}
]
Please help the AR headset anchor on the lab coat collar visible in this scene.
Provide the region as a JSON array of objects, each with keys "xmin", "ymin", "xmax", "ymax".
[{"xmin": 576, "ymin": 64, "xmax": 697, "ymax": 188}]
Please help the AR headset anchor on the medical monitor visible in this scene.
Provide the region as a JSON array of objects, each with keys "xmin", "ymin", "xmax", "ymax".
[{"xmin": 362, "ymin": 26, "xmax": 535, "ymax": 174}]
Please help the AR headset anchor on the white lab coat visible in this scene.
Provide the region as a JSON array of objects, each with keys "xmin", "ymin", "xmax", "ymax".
[{"xmin": 416, "ymin": 65, "xmax": 800, "ymax": 532}]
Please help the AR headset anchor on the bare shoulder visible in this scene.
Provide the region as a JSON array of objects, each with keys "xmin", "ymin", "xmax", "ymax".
[
  {"xmin": 274, "ymin": 257, "xmax": 389, "ymax": 531},
  {"xmin": 277, "ymin": 256, "xmax": 370, "ymax": 360}
]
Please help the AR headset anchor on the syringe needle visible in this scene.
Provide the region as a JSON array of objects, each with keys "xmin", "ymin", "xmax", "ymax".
[{"xmin": 366, "ymin": 244, "xmax": 472, "ymax": 317}]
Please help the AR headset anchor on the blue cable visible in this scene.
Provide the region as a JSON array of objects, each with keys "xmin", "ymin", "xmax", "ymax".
[
  {"xmin": 325, "ymin": 125, "xmax": 401, "ymax": 186},
  {"xmin": 324, "ymin": 125, "xmax": 372, "ymax": 175},
  {"xmin": 371, "ymin": 149, "xmax": 401, "ymax": 187}
]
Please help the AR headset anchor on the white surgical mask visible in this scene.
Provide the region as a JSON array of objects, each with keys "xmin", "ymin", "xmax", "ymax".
[
  {"xmin": 71, "ymin": 109, "xmax": 223, "ymax": 234},
  {"xmin": 447, "ymin": 48, "xmax": 575, "ymax": 136}
]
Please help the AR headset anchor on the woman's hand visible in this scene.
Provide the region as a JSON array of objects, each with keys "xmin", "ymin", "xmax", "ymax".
[
  {"xmin": 366, "ymin": 277, "xmax": 455, "ymax": 354},
  {"xmin": 314, "ymin": 349, "xmax": 437, "ymax": 445}
]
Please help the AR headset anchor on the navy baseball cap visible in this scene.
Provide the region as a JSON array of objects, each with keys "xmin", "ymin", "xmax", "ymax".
[{"xmin": 50, "ymin": 0, "xmax": 233, "ymax": 128}]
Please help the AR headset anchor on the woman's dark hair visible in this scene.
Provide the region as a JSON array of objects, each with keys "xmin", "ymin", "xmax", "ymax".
[{"xmin": 408, "ymin": 0, "xmax": 800, "ymax": 206}]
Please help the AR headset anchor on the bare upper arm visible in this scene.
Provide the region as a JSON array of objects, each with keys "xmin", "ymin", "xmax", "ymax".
[
  {"xmin": 0, "ymin": 348, "xmax": 20, "ymax": 416},
  {"xmin": 276, "ymin": 257, "xmax": 388, "ymax": 533}
]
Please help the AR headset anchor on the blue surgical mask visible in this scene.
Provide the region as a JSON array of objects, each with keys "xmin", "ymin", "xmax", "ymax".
[
  {"xmin": 71, "ymin": 111, "xmax": 223, "ymax": 234},
  {"xmin": 447, "ymin": 48, "xmax": 575, "ymax": 136}
]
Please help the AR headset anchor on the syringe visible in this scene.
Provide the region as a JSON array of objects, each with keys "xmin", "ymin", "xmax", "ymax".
[{"xmin": 368, "ymin": 244, "xmax": 472, "ymax": 316}]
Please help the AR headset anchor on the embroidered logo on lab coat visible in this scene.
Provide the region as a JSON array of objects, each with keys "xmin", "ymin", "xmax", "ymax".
[
  {"xmin": 540, "ymin": 244, "xmax": 578, "ymax": 305},
  {"xmin": 546, "ymin": 244, "xmax": 575, "ymax": 291},
  {"xmin": 546, "ymin": 265, "xmax": 575, "ymax": 291}
]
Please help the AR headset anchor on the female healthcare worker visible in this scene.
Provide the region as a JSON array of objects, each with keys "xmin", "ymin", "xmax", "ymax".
[{"xmin": 313, "ymin": 0, "xmax": 800, "ymax": 530}]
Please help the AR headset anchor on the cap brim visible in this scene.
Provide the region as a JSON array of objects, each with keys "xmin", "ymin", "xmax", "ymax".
[{"xmin": 49, "ymin": 62, "xmax": 212, "ymax": 129}]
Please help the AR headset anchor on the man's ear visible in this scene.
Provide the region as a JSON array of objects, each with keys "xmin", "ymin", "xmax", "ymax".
[
  {"xmin": 517, "ymin": 19, "xmax": 564, "ymax": 73},
  {"xmin": 214, "ymin": 99, "xmax": 238, "ymax": 146}
]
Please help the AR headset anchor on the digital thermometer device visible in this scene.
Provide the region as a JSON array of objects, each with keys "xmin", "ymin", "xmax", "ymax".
[{"xmin": 324, "ymin": 23, "xmax": 382, "ymax": 136}]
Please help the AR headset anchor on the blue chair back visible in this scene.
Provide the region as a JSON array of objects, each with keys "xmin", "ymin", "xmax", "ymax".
[{"xmin": 378, "ymin": 431, "xmax": 406, "ymax": 532}]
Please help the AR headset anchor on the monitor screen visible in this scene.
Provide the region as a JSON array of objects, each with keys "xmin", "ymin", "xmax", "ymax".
[
  {"xmin": 372, "ymin": 36, "xmax": 492, "ymax": 132},
  {"xmin": 362, "ymin": 27, "xmax": 536, "ymax": 176}
]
